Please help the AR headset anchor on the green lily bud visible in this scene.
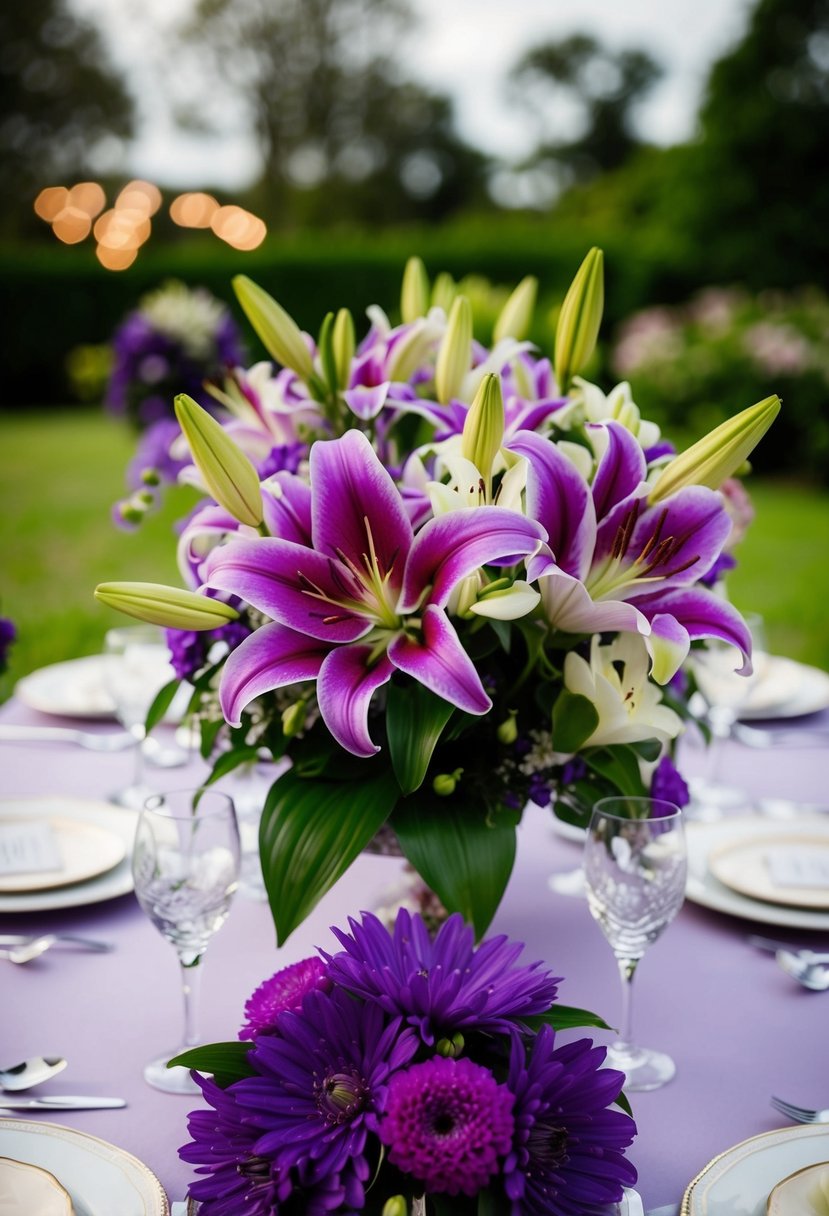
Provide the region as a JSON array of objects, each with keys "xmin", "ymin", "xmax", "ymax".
[
  {"xmin": 232, "ymin": 274, "xmax": 314, "ymax": 382},
  {"xmin": 332, "ymin": 308, "xmax": 355, "ymax": 390},
  {"xmin": 436, "ymin": 1032, "xmax": 465, "ymax": 1058},
  {"xmin": 431, "ymin": 271, "xmax": 457, "ymax": 313},
  {"xmin": 493, "ymin": 275, "xmax": 538, "ymax": 343},
  {"xmin": 461, "ymin": 373, "xmax": 504, "ymax": 493},
  {"xmin": 117, "ymin": 501, "xmax": 145, "ymax": 527},
  {"xmin": 401, "ymin": 256, "xmax": 430, "ymax": 323},
  {"xmin": 554, "ymin": 247, "xmax": 604, "ymax": 394},
  {"xmin": 386, "ymin": 320, "xmax": 434, "ymax": 383},
  {"xmin": 382, "ymin": 1199, "xmax": 408, "ymax": 1216},
  {"xmin": 435, "ymin": 295, "xmax": 472, "ymax": 405},
  {"xmin": 281, "ymin": 700, "xmax": 306, "ymax": 738},
  {"xmin": 175, "ymin": 393, "xmax": 263, "ymax": 528},
  {"xmin": 140, "ymin": 467, "xmax": 161, "ymax": 487},
  {"xmin": 497, "ymin": 711, "xmax": 518, "ymax": 745},
  {"xmin": 432, "ymin": 767, "xmax": 463, "ymax": 797},
  {"xmin": 648, "ymin": 395, "xmax": 781, "ymax": 505},
  {"xmin": 136, "ymin": 489, "xmax": 155, "ymax": 507},
  {"xmin": 94, "ymin": 582, "xmax": 239, "ymax": 630}
]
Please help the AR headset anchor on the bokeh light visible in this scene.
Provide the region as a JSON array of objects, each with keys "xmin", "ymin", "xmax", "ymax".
[
  {"xmin": 95, "ymin": 245, "xmax": 138, "ymax": 271},
  {"xmin": 52, "ymin": 206, "xmax": 92, "ymax": 244},
  {"xmin": 68, "ymin": 182, "xmax": 106, "ymax": 219},
  {"xmin": 115, "ymin": 180, "xmax": 162, "ymax": 217},
  {"xmin": 169, "ymin": 191, "xmax": 219, "ymax": 228},
  {"xmin": 34, "ymin": 186, "xmax": 69, "ymax": 222},
  {"xmin": 94, "ymin": 208, "xmax": 151, "ymax": 251},
  {"xmin": 211, "ymin": 205, "xmax": 267, "ymax": 250}
]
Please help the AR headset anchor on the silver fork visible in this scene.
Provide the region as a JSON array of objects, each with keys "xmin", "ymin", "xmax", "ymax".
[
  {"xmin": 771, "ymin": 1095, "xmax": 829, "ymax": 1124},
  {"xmin": 0, "ymin": 934, "xmax": 114, "ymax": 963},
  {"xmin": 0, "ymin": 725, "xmax": 135, "ymax": 752}
]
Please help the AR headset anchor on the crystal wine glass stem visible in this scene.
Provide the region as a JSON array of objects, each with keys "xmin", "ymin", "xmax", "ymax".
[
  {"xmin": 178, "ymin": 955, "xmax": 204, "ymax": 1049},
  {"xmin": 129, "ymin": 723, "xmax": 146, "ymax": 791},
  {"xmin": 706, "ymin": 705, "xmax": 736, "ymax": 785},
  {"xmin": 616, "ymin": 955, "xmax": 639, "ymax": 1050}
]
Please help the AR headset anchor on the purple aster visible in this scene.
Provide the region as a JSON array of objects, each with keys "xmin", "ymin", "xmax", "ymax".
[
  {"xmin": 503, "ymin": 1026, "xmax": 637, "ymax": 1216},
  {"xmin": 324, "ymin": 910, "xmax": 560, "ymax": 1046},
  {"xmin": 380, "ymin": 1055, "xmax": 514, "ymax": 1197},
  {"xmin": 240, "ymin": 957, "xmax": 331, "ymax": 1039},
  {"xmin": 0, "ymin": 616, "xmax": 16, "ymax": 673},
  {"xmin": 650, "ymin": 754, "xmax": 690, "ymax": 810},
  {"xmin": 126, "ymin": 417, "xmax": 188, "ymax": 488},
  {"xmin": 230, "ymin": 987, "xmax": 417, "ymax": 1211},
  {"xmin": 165, "ymin": 619, "xmax": 251, "ymax": 683}
]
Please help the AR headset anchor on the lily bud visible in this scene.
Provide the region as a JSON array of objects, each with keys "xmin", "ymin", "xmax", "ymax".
[
  {"xmin": 281, "ymin": 700, "xmax": 307, "ymax": 738},
  {"xmin": 140, "ymin": 467, "xmax": 161, "ymax": 487},
  {"xmin": 461, "ymin": 373, "xmax": 504, "ymax": 491},
  {"xmin": 175, "ymin": 394, "xmax": 263, "ymax": 528},
  {"xmin": 431, "ymin": 271, "xmax": 457, "ymax": 313},
  {"xmin": 94, "ymin": 582, "xmax": 239, "ymax": 630},
  {"xmin": 435, "ymin": 295, "xmax": 472, "ymax": 405},
  {"xmin": 497, "ymin": 711, "xmax": 518, "ymax": 745},
  {"xmin": 432, "ymin": 768, "xmax": 463, "ymax": 797},
  {"xmin": 332, "ymin": 308, "xmax": 355, "ymax": 390},
  {"xmin": 382, "ymin": 1200, "xmax": 408, "ymax": 1216},
  {"xmin": 401, "ymin": 256, "xmax": 430, "ymax": 323},
  {"xmin": 386, "ymin": 320, "xmax": 434, "ymax": 383},
  {"xmin": 648, "ymin": 395, "xmax": 781, "ymax": 505},
  {"xmin": 554, "ymin": 247, "xmax": 604, "ymax": 394},
  {"xmin": 493, "ymin": 275, "xmax": 538, "ymax": 343},
  {"xmin": 232, "ymin": 275, "xmax": 314, "ymax": 382}
]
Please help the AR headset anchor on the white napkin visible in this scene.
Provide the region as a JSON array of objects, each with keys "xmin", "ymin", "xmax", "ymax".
[
  {"xmin": 767, "ymin": 848, "xmax": 829, "ymax": 889},
  {"xmin": 0, "ymin": 820, "xmax": 62, "ymax": 877}
]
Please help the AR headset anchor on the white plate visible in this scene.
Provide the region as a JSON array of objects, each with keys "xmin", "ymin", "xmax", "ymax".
[
  {"xmin": 708, "ymin": 833, "xmax": 829, "ymax": 910},
  {"xmin": 682, "ymin": 1125, "xmax": 829, "ymax": 1215},
  {"xmin": 0, "ymin": 1155, "xmax": 73, "ymax": 1214},
  {"xmin": 739, "ymin": 656, "xmax": 829, "ymax": 720},
  {"xmin": 0, "ymin": 798, "xmax": 137, "ymax": 913},
  {"xmin": 0, "ymin": 1121, "xmax": 168, "ymax": 1216},
  {"xmin": 16, "ymin": 657, "xmax": 117, "ymax": 720},
  {"xmin": 686, "ymin": 816, "xmax": 829, "ymax": 931},
  {"xmin": 767, "ymin": 1160, "xmax": 829, "ymax": 1214},
  {"xmin": 0, "ymin": 816, "xmax": 126, "ymax": 894}
]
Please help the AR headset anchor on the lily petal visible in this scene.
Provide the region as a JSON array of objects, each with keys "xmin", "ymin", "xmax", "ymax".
[
  {"xmin": 632, "ymin": 586, "xmax": 753, "ymax": 675},
  {"xmin": 389, "ymin": 604, "xmax": 491, "ymax": 715},
  {"xmin": 399, "ymin": 506, "xmax": 545, "ymax": 612},
  {"xmin": 643, "ymin": 613, "xmax": 691, "ymax": 685},
  {"xmin": 540, "ymin": 569, "xmax": 650, "ymax": 636},
  {"xmin": 343, "ymin": 382, "xmax": 391, "ymax": 420},
  {"xmin": 317, "ymin": 647, "xmax": 395, "ymax": 757},
  {"xmin": 589, "ymin": 421, "xmax": 647, "ymax": 520},
  {"xmin": 262, "ymin": 472, "xmax": 313, "ymax": 545},
  {"xmin": 508, "ymin": 430, "xmax": 595, "ymax": 580},
  {"xmin": 219, "ymin": 623, "xmax": 330, "ymax": 725}
]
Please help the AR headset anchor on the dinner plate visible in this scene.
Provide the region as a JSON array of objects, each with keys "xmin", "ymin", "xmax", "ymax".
[
  {"xmin": 685, "ymin": 816, "xmax": 829, "ymax": 931},
  {"xmin": 0, "ymin": 798, "xmax": 137, "ymax": 914},
  {"xmin": 0, "ymin": 1155, "xmax": 73, "ymax": 1214},
  {"xmin": 0, "ymin": 816, "xmax": 126, "ymax": 894},
  {"xmin": 0, "ymin": 1120, "xmax": 169, "ymax": 1216},
  {"xmin": 16, "ymin": 656, "xmax": 117, "ymax": 720},
  {"xmin": 767, "ymin": 1160, "xmax": 829, "ymax": 1214},
  {"xmin": 738, "ymin": 655, "xmax": 829, "ymax": 720},
  {"xmin": 708, "ymin": 833, "xmax": 829, "ymax": 911},
  {"xmin": 681, "ymin": 1124, "xmax": 829, "ymax": 1214}
]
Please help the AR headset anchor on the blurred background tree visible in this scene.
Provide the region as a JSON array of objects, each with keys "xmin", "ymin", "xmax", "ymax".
[{"xmin": 0, "ymin": 0, "xmax": 134, "ymax": 238}]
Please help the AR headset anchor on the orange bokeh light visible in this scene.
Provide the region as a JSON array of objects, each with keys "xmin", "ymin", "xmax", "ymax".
[
  {"xmin": 169, "ymin": 191, "xmax": 219, "ymax": 228},
  {"xmin": 96, "ymin": 244, "xmax": 138, "ymax": 271},
  {"xmin": 34, "ymin": 186, "xmax": 69, "ymax": 222},
  {"xmin": 68, "ymin": 181, "xmax": 106, "ymax": 219},
  {"xmin": 211, "ymin": 205, "xmax": 267, "ymax": 250},
  {"xmin": 115, "ymin": 179, "xmax": 162, "ymax": 217},
  {"xmin": 94, "ymin": 208, "xmax": 151, "ymax": 250},
  {"xmin": 52, "ymin": 206, "xmax": 92, "ymax": 244}
]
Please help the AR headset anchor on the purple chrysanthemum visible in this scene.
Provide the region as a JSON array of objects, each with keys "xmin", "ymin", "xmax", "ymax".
[
  {"xmin": 503, "ymin": 1026, "xmax": 637, "ymax": 1216},
  {"xmin": 380, "ymin": 1055, "xmax": 514, "ymax": 1196},
  {"xmin": 325, "ymin": 909, "xmax": 560, "ymax": 1045},
  {"xmin": 230, "ymin": 987, "xmax": 418, "ymax": 1212},
  {"xmin": 650, "ymin": 754, "xmax": 690, "ymax": 810},
  {"xmin": 240, "ymin": 956, "xmax": 331, "ymax": 1039}
]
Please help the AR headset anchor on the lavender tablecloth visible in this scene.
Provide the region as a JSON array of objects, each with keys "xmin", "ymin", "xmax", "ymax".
[{"xmin": 1, "ymin": 694, "xmax": 828, "ymax": 1212}]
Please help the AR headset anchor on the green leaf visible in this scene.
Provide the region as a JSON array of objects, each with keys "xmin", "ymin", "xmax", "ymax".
[
  {"xmin": 551, "ymin": 690, "xmax": 599, "ymax": 752},
  {"xmin": 203, "ymin": 745, "xmax": 262, "ymax": 788},
  {"xmin": 522, "ymin": 1003, "xmax": 612, "ymax": 1032},
  {"xmin": 477, "ymin": 1189, "xmax": 511, "ymax": 1216},
  {"xmin": 615, "ymin": 1089, "xmax": 633, "ymax": 1116},
  {"xmin": 393, "ymin": 793, "xmax": 518, "ymax": 939},
  {"xmin": 629, "ymin": 738, "xmax": 663, "ymax": 762},
  {"xmin": 144, "ymin": 677, "xmax": 181, "ymax": 734},
  {"xmin": 386, "ymin": 682, "xmax": 454, "ymax": 795},
  {"xmin": 583, "ymin": 745, "xmax": 647, "ymax": 797},
  {"xmin": 199, "ymin": 715, "xmax": 225, "ymax": 760},
  {"xmin": 317, "ymin": 310, "xmax": 338, "ymax": 397},
  {"xmin": 167, "ymin": 1041, "xmax": 256, "ymax": 1087},
  {"xmin": 260, "ymin": 768, "xmax": 399, "ymax": 944}
]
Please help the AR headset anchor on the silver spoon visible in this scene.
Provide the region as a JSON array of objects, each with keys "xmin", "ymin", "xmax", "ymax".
[
  {"xmin": 0, "ymin": 1056, "xmax": 67, "ymax": 1091},
  {"xmin": 0, "ymin": 934, "xmax": 113, "ymax": 964},
  {"xmin": 776, "ymin": 949, "xmax": 829, "ymax": 991}
]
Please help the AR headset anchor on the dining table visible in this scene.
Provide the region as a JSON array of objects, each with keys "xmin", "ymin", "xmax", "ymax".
[{"xmin": 1, "ymin": 682, "xmax": 828, "ymax": 1215}]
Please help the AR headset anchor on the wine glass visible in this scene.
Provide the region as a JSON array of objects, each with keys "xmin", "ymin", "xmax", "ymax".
[
  {"xmin": 132, "ymin": 788, "xmax": 240, "ymax": 1093},
  {"xmin": 583, "ymin": 796, "xmax": 687, "ymax": 1092},
  {"xmin": 103, "ymin": 624, "xmax": 174, "ymax": 809},
  {"xmin": 689, "ymin": 612, "xmax": 767, "ymax": 817}
]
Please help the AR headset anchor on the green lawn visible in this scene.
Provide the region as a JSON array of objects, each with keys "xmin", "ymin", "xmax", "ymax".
[{"xmin": 1, "ymin": 408, "xmax": 827, "ymax": 701}]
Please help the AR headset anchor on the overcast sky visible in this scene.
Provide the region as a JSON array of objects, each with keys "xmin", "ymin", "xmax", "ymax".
[{"xmin": 74, "ymin": 0, "xmax": 754, "ymax": 189}]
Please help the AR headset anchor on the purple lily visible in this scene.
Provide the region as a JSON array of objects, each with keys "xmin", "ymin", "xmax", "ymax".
[
  {"xmin": 511, "ymin": 422, "xmax": 752, "ymax": 682},
  {"xmin": 202, "ymin": 430, "xmax": 546, "ymax": 756}
]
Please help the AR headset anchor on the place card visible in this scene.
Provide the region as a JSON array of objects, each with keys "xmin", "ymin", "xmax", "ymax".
[
  {"xmin": 0, "ymin": 820, "xmax": 62, "ymax": 877},
  {"xmin": 767, "ymin": 848, "xmax": 829, "ymax": 890}
]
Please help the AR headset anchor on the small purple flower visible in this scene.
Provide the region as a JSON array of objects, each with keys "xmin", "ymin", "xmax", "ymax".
[
  {"xmin": 325, "ymin": 909, "xmax": 560, "ymax": 1046},
  {"xmin": 650, "ymin": 754, "xmax": 690, "ymax": 809},
  {"xmin": 380, "ymin": 1056, "xmax": 515, "ymax": 1197},
  {"xmin": 165, "ymin": 619, "xmax": 251, "ymax": 683},
  {"xmin": 503, "ymin": 1025, "xmax": 637, "ymax": 1215},
  {"xmin": 698, "ymin": 551, "xmax": 737, "ymax": 589},
  {"xmin": 230, "ymin": 987, "xmax": 417, "ymax": 1210},
  {"xmin": 240, "ymin": 957, "xmax": 330, "ymax": 1040},
  {"xmin": 0, "ymin": 617, "xmax": 16, "ymax": 674}
]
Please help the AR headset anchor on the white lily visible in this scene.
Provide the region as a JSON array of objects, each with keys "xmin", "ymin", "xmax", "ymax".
[
  {"xmin": 564, "ymin": 633, "xmax": 682, "ymax": 748},
  {"xmin": 558, "ymin": 377, "xmax": 664, "ymax": 453}
]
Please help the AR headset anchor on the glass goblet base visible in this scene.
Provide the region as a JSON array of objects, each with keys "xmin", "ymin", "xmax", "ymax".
[
  {"xmin": 144, "ymin": 1050, "xmax": 202, "ymax": 1095},
  {"xmin": 604, "ymin": 1041, "xmax": 676, "ymax": 1092},
  {"xmin": 109, "ymin": 781, "xmax": 157, "ymax": 811},
  {"xmin": 548, "ymin": 866, "xmax": 586, "ymax": 897}
]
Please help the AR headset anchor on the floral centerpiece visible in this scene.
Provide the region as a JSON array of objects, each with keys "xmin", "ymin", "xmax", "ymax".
[
  {"xmin": 172, "ymin": 908, "xmax": 638, "ymax": 1215},
  {"xmin": 95, "ymin": 249, "xmax": 779, "ymax": 941}
]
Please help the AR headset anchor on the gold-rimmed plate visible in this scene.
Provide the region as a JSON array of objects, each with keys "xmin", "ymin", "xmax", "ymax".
[
  {"xmin": 0, "ymin": 1156, "xmax": 73, "ymax": 1214},
  {"xmin": 708, "ymin": 833, "xmax": 829, "ymax": 911},
  {"xmin": 0, "ymin": 816, "xmax": 126, "ymax": 894},
  {"xmin": 682, "ymin": 1125, "xmax": 829, "ymax": 1214},
  {"xmin": 767, "ymin": 1160, "xmax": 829, "ymax": 1213}
]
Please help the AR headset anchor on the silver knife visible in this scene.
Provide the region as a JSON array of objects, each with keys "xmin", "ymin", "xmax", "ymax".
[{"xmin": 0, "ymin": 1096, "xmax": 126, "ymax": 1110}]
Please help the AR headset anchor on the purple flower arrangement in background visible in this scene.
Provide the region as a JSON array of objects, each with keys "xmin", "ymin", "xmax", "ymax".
[
  {"xmin": 178, "ymin": 910, "xmax": 637, "ymax": 1215},
  {"xmin": 0, "ymin": 616, "xmax": 15, "ymax": 675}
]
